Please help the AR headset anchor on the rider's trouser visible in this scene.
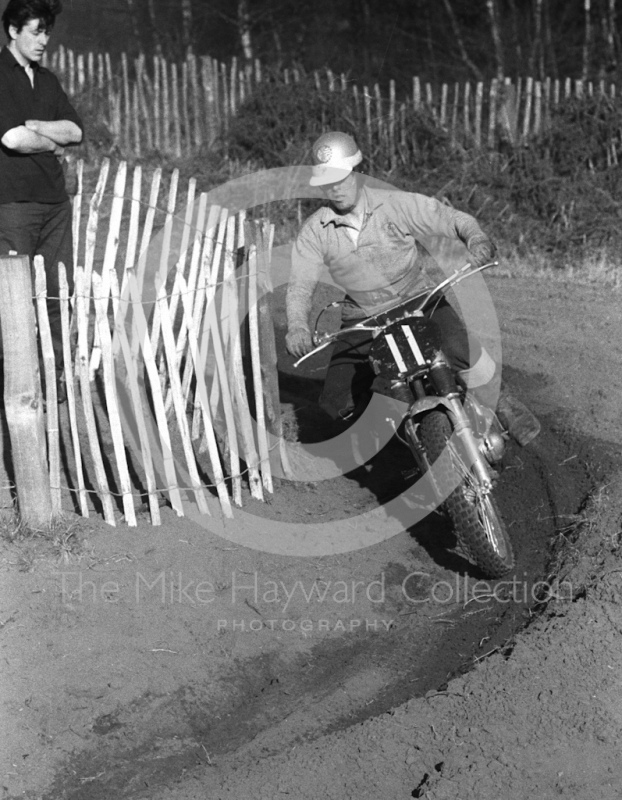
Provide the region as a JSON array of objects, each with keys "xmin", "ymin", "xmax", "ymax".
[{"xmin": 318, "ymin": 297, "xmax": 496, "ymax": 421}]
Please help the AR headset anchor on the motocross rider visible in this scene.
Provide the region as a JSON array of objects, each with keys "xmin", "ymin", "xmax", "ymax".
[{"xmin": 285, "ymin": 130, "xmax": 540, "ymax": 446}]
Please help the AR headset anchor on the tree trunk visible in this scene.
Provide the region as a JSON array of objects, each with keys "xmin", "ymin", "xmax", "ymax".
[
  {"xmin": 507, "ymin": 0, "xmax": 523, "ymax": 73},
  {"xmin": 181, "ymin": 0, "xmax": 193, "ymax": 53},
  {"xmin": 529, "ymin": 0, "xmax": 543, "ymax": 78},
  {"xmin": 0, "ymin": 256, "xmax": 53, "ymax": 528},
  {"xmin": 582, "ymin": 0, "xmax": 592, "ymax": 81},
  {"xmin": 123, "ymin": 0, "xmax": 142, "ymax": 50},
  {"xmin": 486, "ymin": 0, "xmax": 505, "ymax": 80},
  {"xmin": 543, "ymin": 0, "xmax": 557, "ymax": 78},
  {"xmin": 238, "ymin": 0, "xmax": 253, "ymax": 62},
  {"xmin": 147, "ymin": 0, "xmax": 162, "ymax": 56},
  {"xmin": 440, "ymin": 0, "xmax": 484, "ymax": 81},
  {"xmin": 601, "ymin": 0, "xmax": 617, "ymax": 73}
]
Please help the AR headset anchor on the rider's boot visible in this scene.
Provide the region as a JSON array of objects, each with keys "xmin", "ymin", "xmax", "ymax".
[
  {"xmin": 470, "ymin": 378, "xmax": 541, "ymax": 447},
  {"xmin": 495, "ymin": 383, "xmax": 541, "ymax": 446}
]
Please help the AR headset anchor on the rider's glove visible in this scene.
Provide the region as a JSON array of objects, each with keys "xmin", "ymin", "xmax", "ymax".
[
  {"xmin": 468, "ymin": 237, "xmax": 497, "ymax": 268},
  {"xmin": 285, "ymin": 327, "xmax": 314, "ymax": 359}
]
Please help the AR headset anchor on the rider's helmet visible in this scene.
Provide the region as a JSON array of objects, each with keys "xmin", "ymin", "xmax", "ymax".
[{"xmin": 309, "ymin": 131, "xmax": 363, "ymax": 186}]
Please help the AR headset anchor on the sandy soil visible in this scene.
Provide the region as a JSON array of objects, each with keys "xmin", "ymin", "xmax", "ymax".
[{"xmin": 0, "ymin": 274, "xmax": 621, "ymax": 800}]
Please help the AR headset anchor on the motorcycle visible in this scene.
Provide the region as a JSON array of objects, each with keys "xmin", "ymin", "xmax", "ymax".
[{"xmin": 294, "ymin": 262, "xmax": 514, "ymax": 578}]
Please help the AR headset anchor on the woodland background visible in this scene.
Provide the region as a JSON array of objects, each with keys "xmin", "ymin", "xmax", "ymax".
[{"xmin": 56, "ymin": 0, "xmax": 619, "ymax": 87}]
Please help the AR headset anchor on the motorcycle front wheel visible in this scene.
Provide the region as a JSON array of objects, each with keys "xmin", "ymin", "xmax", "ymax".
[{"xmin": 418, "ymin": 409, "xmax": 515, "ymax": 578}]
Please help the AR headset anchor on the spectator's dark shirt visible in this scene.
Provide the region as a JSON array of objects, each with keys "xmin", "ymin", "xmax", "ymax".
[{"xmin": 0, "ymin": 46, "xmax": 83, "ymax": 204}]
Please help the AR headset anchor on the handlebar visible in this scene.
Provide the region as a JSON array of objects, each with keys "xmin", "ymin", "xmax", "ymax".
[{"xmin": 293, "ymin": 261, "xmax": 497, "ymax": 368}]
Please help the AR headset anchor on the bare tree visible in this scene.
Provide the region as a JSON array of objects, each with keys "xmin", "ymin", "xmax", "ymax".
[
  {"xmin": 582, "ymin": 0, "xmax": 592, "ymax": 80},
  {"xmin": 485, "ymin": 0, "xmax": 505, "ymax": 80},
  {"xmin": 440, "ymin": 0, "xmax": 484, "ymax": 81}
]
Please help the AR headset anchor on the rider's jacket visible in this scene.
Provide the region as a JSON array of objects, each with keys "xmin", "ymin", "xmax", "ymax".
[{"xmin": 287, "ymin": 182, "xmax": 490, "ymax": 330}]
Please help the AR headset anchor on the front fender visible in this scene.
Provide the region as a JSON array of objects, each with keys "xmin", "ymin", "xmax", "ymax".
[{"xmin": 408, "ymin": 395, "xmax": 456, "ymax": 420}]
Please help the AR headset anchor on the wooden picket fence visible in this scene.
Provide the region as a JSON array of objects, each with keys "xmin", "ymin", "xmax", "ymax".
[
  {"xmin": 42, "ymin": 45, "xmax": 620, "ymax": 163},
  {"xmin": 31, "ymin": 157, "xmax": 290, "ymax": 526}
]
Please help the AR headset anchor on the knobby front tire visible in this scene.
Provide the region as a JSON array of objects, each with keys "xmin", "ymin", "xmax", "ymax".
[{"xmin": 418, "ymin": 409, "xmax": 515, "ymax": 578}]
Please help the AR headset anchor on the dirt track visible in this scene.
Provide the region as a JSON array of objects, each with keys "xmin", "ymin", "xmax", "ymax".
[{"xmin": 0, "ymin": 274, "xmax": 621, "ymax": 799}]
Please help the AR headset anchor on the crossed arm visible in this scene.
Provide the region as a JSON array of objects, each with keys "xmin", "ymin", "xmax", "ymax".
[{"xmin": 1, "ymin": 119, "xmax": 82, "ymax": 155}]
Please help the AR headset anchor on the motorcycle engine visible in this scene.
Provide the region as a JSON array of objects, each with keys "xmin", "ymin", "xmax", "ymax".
[{"xmin": 480, "ymin": 431, "xmax": 505, "ymax": 465}]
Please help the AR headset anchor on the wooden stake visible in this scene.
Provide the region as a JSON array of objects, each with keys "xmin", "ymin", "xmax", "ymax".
[{"xmin": 0, "ymin": 256, "xmax": 52, "ymax": 527}]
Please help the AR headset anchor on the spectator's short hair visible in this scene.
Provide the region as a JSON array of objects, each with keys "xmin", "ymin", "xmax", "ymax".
[{"xmin": 2, "ymin": 0, "xmax": 62, "ymax": 38}]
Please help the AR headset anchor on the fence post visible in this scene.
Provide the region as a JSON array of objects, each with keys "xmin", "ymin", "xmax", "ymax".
[{"xmin": 0, "ymin": 255, "xmax": 54, "ymax": 527}]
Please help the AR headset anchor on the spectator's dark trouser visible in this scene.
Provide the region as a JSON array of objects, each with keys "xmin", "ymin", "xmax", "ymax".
[
  {"xmin": 0, "ymin": 201, "xmax": 73, "ymax": 372},
  {"xmin": 319, "ymin": 297, "xmax": 491, "ymax": 421}
]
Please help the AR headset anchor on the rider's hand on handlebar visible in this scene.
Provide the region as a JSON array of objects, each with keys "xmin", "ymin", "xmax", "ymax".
[
  {"xmin": 468, "ymin": 238, "xmax": 497, "ymax": 269},
  {"xmin": 285, "ymin": 327, "xmax": 314, "ymax": 359}
]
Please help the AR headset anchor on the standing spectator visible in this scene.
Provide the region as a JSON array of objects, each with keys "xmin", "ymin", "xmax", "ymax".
[{"xmin": 0, "ymin": 0, "xmax": 83, "ymax": 396}]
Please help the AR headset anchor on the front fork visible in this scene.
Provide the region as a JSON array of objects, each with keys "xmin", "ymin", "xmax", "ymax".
[
  {"xmin": 429, "ymin": 358, "xmax": 493, "ymax": 492},
  {"xmin": 402, "ymin": 360, "xmax": 494, "ymax": 493}
]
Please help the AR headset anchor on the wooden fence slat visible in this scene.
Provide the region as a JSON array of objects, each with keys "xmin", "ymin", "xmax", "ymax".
[
  {"xmin": 176, "ymin": 272, "xmax": 233, "ymax": 518},
  {"xmin": 156, "ymin": 281, "xmax": 210, "ymax": 515},
  {"xmin": 185, "ymin": 204, "xmax": 222, "ymax": 410},
  {"xmin": 71, "ymin": 158, "xmax": 84, "ymax": 275},
  {"xmin": 162, "ymin": 58, "xmax": 171, "ymax": 153},
  {"xmin": 522, "ymin": 76, "xmax": 534, "ymax": 143},
  {"xmin": 488, "ymin": 78, "xmax": 497, "ymax": 149},
  {"xmin": 92, "ymin": 272, "xmax": 136, "ymax": 526},
  {"xmin": 474, "ymin": 81, "xmax": 483, "ymax": 148},
  {"xmin": 90, "ymin": 159, "xmax": 127, "ymax": 378},
  {"xmin": 171, "ymin": 62, "xmax": 182, "ymax": 158},
  {"xmin": 83, "ymin": 159, "xmax": 110, "ymax": 295},
  {"xmin": 136, "ymin": 167, "xmax": 162, "ymax": 295},
  {"xmin": 149, "ymin": 168, "xmax": 179, "ymax": 359},
  {"xmin": 256, "ymin": 221, "xmax": 293, "ymax": 480},
  {"xmin": 110, "ymin": 271, "xmax": 161, "ymax": 525},
  {"xmin": 127, "ymin": 268, "xmax": 184, "ymax": 515},
  {"xmin": 33, "ymin": 256, "xmax": 61, "ymax": 516},
  {"xmin": 59, "ymin": 263, "xmax": 88, "ymax": 517},
  {"xmin": 222, "ymin": 214, "xmax": 263, "ymax": 501},
  {"xmin": 75, "ymin": 266, "xmax": 116, "ymax": 525},
  {"xmin": 202, "ymin": 208, "xmax": 241, "ymax": 504},
  {"xmin": 247, "ymin": 243, "xmax": 272, "ymax": 494}
]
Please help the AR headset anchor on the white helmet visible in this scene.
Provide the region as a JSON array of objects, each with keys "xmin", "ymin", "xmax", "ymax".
[{"xmin": 309, "ymin": 131, "xmax": 363, "ymax": 186}]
